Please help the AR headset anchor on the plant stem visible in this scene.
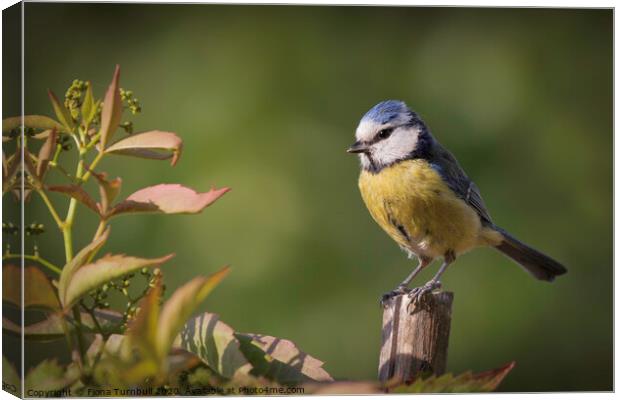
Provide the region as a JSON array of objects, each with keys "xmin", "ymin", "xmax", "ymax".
[
  {"xmin": 58, "ymin": 313, "xmax": 82, "ymax": 372},
  {"xmin": 85, "ymin": 131, "xmax": 102, "ymax": 151},
  {"xmin": 2, "ymin": 253, "xmax": 61, "ymax": 274},
  {"xmin": 72, "ymin": 307, "xmax": 87, "ymax": 366},
  {"xmin": 93, "ymin": 220, "xmax": 107, "ymax": 240},
  {"xmin": 80, "ymin": 151, "xmax": 104, "ymax": 183},
  {"xmin": 51, "ymin": 143, "xmax": 62, "ymax": 165},
  {"xmin": 62, "ymin": 158, "xmax": 85, "ymax": 261},
  {"xmin": 36, "ymin": 189, "xmax": 64, "ymax": 229},
  {"xmin": 81, "ymin": 301, "xmax": 107, "ymax": 340},
  {"xmin": 85, "ymin": 220, "xmax": 108, "ymax": 265},
  {"xmin": 69, "ymin": 133, "xmax": 81, "ymax": 150},
  {"xmin": 63, "ymin": 228, "xmax": 74, "ymax": 262},
  {"xmin": 58, "ymin": 128, "xmax": 106, "ymax": 369},
  {"xmin": 62, "ymin": 153, "xmax": 88, "ymax": 367}
]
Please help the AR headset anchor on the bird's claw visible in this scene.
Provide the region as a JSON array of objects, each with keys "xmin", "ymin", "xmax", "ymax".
[
  {"xmin": 408, "ymin": 280, "xmax": 442, "ymax": 307},
  {"xmin": 380, "ymin": 285, "xmax": 411, "ymax": 307}
]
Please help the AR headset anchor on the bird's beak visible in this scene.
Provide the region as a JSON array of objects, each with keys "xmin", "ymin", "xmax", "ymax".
[{"xmin": 347, "ymin": 141, "xmax": 369, "ymax": 154}]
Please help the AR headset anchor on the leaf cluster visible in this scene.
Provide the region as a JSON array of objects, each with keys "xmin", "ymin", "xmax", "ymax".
[{"xmin": 1, "ymin": 66, "xmax": 514, "ymax": 395}]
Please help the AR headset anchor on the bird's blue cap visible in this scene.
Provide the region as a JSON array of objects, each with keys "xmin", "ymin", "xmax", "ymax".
[{"xmin": 361, "ymin": 100, "xmax": 411, "ymax": 125}]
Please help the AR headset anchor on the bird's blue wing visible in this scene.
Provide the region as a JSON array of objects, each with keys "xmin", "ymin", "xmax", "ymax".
[{"xmin": 430, "ymin": 146, "xmax": 494, "ymax": 226}]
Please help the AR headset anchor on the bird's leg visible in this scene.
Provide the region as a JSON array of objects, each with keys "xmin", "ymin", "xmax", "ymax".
[
  {"xmin": 380, "ymin": 256, "xmax": 432, "ymax": 307},
  {"xmin": 409, "ymin": 251, "xmax": 455, "ymax": 306}
]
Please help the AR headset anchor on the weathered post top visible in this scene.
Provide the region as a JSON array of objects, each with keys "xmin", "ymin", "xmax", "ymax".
[{"xmin": 378, "ymin": 291, "xmax": 454, "ymax": 385}]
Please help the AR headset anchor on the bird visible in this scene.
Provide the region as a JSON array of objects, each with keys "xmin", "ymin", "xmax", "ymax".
[{"xmin": 347, "ymin": 100, "xmax": 567, "ymax": 306}]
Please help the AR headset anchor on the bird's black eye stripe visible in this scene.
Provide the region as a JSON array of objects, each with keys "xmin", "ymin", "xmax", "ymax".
[{"xmin": 377, "ymin": 128, "xmax": 393, "ymax": 140}]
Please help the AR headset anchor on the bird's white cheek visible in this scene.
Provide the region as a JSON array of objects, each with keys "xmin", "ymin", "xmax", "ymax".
[
  {"xmin": 359, "ymin": 154, "xmax": 372, "ymax": 170},
  {"xmin": 372, "ymin": 143, "xmax": 409, "ymax": 165},
  {"xmin": 371, "ymin": 129, "xmax": 420, "ymax": 166}
]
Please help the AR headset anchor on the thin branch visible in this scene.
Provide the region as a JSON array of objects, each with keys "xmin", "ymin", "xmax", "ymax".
[
  {"xmin": 36, "ymin": 189, "xmax": 64, "ymax": 229},
  {"xmin": 80, "ymin": 151, "xmax": 104, "ymax": 183},
  {"xmin": 2, "ymin": 253, "xmax": 62, "ymax": 275},
  {"xmin": 85, "ymin": 131, "xmax": 102, "ymax": 151}
]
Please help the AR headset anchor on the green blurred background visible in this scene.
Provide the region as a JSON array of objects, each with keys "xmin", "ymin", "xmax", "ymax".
[{"xmin": 15, "ymin": 4, "xmax": 613, "ymax": 392}]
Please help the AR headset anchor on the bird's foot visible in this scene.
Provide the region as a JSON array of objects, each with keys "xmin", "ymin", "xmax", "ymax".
[
  {"xmin": 380, "ymin": 285, "xmax": 411, "ymax": 307},
  {"xmin": 408, "ymin": 280, "xmax": 442, "ymax": 308}
]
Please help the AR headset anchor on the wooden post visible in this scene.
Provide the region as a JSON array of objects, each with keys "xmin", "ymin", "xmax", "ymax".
[{"xmin": 378, "ymin": 291, "xmax": 454, "ymax": 384}]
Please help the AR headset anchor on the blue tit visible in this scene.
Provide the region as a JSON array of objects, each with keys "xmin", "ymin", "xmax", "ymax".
[{"xmin": 347, "ymin": 100, "xmax": 567, "ymax": 306}]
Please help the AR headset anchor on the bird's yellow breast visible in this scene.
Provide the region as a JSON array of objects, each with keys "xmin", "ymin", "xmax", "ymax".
[{"xmin": 358, "ymin": 159, "xmax": 495, "ymax": 259}]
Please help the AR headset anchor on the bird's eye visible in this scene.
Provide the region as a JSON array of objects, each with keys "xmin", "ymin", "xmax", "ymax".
[{"xmin": 377, "ymin": 128, "xmax": 393, "ymax": 140}]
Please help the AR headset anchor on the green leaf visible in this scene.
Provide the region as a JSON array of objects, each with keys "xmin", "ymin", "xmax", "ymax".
[
  {"xmin": 3, "ymin": 357, "xmax": 21, "ymax": 396},
  {"xmin": 48, "ymin": 184, "xmax": 100, "ymax": 215},
  {"xmin": 126, "ymin": 277, "xmax": 162, "ymax": 361},
  {"xmin": 58, "ymin": 228, "xmax": 110, "ymax": 305},
  {"xmin": 156, "ymin": 266, "xmax": 230, "ymax": 357},
  {"xmin": 81, "ymin": 81, "xmax": 98, "ymax": 129},
  {"xmin": 175, "ymin": 312, "xmax": 253, "ymax": 379},
  {"xmin": 235, "ymin": 332, "xmax": 333, "ymax": 385},
  {"xmin": 99, "ymin": 65, "xmax": 122, "ymax": 148},
  {"xmin": 3, "ymin": 265, "xmax": 60, "ymax": 310},
  {"xmin": 89, "ymin": 333, "xmax": 166, "ymax": 388},
  {"xmin": 63, "ymin": 253, "xmax": 174, "ymax": 309},
  {"xmin": 105, "ymin": 130, "xmax": 183, "ymax": 166},
  {"xmin": 108, "ymin": 184, "xmax": 230, "ymax": 218},
  {"xmin": 47, "ymin": 90, "xmax": 74, "ymax": 132},
  {"xmin": 2, "ymin": 115, "xmax": 65, "ymax": 133},
  {"xmin": 388, "ymin": 362, "xmax": 516, "ymax": 393},
  {"xmin": 25, "ymin": 359, "xmax": 79, "ymax": 393}
]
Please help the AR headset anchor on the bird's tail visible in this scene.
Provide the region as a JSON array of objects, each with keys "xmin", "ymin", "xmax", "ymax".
[{"xmin": 493, "ymin": 227, "xmax": 567, "ymax": 282}]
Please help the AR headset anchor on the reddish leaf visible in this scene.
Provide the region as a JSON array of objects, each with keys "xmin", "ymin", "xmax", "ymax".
[
  {"xmin": 3, "ymin": 309, "xmax": 122, "ymax": 341},
  {"xmin": 88, "ymin": 169, "xmax": 122, "ymax": 214},
  {"xmin": 105, "ymin": 130, "xmax": 183, "ymax": 166},
  {"xmin": 235, "ymin": 332, "xmax": 333, "ymax": 384},
  {"xmin": 3, "ymin": 265, "xmax": 60, "ymax": 310},
  {"xmin": 468, "ymin": 361, "xmax": 516, "ymax": 391},
  {"xmin": 388, "ymin": 362, "xmax": 516, "ymax": 393},
  {"xmin": 37, "ymin": 128, "xmax": 57, "ymax": 179},
  {"xmin": 175, "ymin": 312, "xmax": 253, "ymax": 379},
  {"xmin": 48, "ymin": 184, "xmax": 100, "ymax": 215},
  {"xmin": 58, "ymin": 228, "xmax": 110, "ymax": 304},
  {"xmin": 86, "ymin": 334, "xmax": 127, "ymax": 365},
  {"xmin": 108, "ymin": 184, "xmax": 229, "ymax": 218},
  {"xmin": 99, "ymin": 65, "xmax": 122, "ymax": 148},
  {"xmin": 2, "ymin": 115, "xmax": 65, "ymax": 133},
  {"xmin": 167, "ymin": 348, "xmax": 203, "ymax": 377},
  {"xmin": 32, "ymin": 129, "xmax": 53, "ymax": 140},
  {"xmin": 4, "ymin": 315, "xmax": 62, "ymax": 341},
  {"xmin": 62, "ymin": 253, "xmax": 174, "ymax": 309}
]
